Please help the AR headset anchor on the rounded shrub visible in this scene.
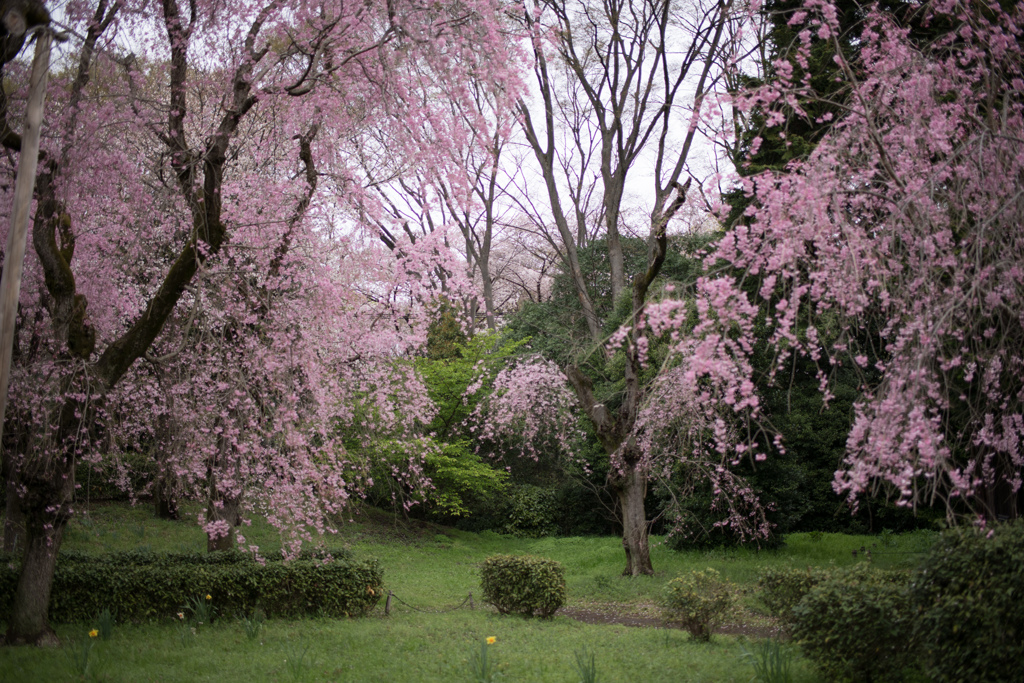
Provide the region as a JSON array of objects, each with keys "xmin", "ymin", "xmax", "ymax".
[
  {"xmin": 790, "ymin": 565, "xmax": 918, "ymax": 682},
  {"xmin": 480, "ymin": 554, "xmax": 566, "ymax": 617},
  {"xmin": 662, "ymin": 568, "xmax": 734, "ymax": 642},
  {"xmin": 909, "ymin": 520, "xmax": 1024, "ymax": 683}
]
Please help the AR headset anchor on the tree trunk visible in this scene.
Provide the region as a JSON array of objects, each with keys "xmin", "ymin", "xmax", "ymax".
[
  {"xmin": 4, "ymin": 504, "xmax": 65, "ymax": 646},
  {"xmin": 4, "ymin": 380, "xmax": 82, "ymax": 646},
  {"xmin": 206, "ymin": 495, "xmax": 241, "ymax": 552},
  {"xmin": 478, "ymin": 253, "xmax": 496, "ymax": 330},
  {"xmin": 615, "ymin": 466, "xmax": 653, "ymax": 576},
  {"xmin": 152, "ymin": 407, "xmax": 180, "ymax": 520},
  {"xmin": 205, "ymin": 408, "xmax": 242, "ymax": 552},
  {"xmin": 2, "ymin": 479, "xmax": 25, "ymax": 553},
  {"xmin": 153, "ymin": 469, "xmax": 179, "ymax": 521}
]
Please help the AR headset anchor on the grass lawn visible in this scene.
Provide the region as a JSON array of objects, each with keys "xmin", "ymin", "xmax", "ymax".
[{"xmin": 0, "ymin": 501, "xmax": 938, "ymax": 682}]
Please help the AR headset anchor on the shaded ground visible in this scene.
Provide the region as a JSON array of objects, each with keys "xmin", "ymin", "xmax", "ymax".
[{"xmin": 559, "ymin": 604, "xmax": 785, "ymax": 640}]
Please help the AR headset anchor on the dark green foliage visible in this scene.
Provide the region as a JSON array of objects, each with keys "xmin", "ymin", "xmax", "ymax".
[
  {"xmin": 751, "ymin": 361, "xmax": 859, "ymax": 534},
  {"xmin": 492, "ymin": 484, "xmax": 559, "ymax": 538},
  {"xmin": 750, "ymin": 358, "xmax": 932, "ymax": 536},
  {"xmin": 0, "ymin": 548, "xmax": 382, "ymax": 623},
  {"xmin": 425, "ymin": 298, "xmax": 468, "ymax": 361},
  {"xmin": 790, "ymin": 565, "xmax": 918, "ymax": 682},
  {"xmin": 550, "ymin": 472, "xmax": 617, "ymax": 536},
  {"xmin": 662, "ymin": 568, "xmax": 735, "ymax": 642},
  {"xmin": 757, "ymin": 565, "xmax": 835, "ymax": 625},
  {"xmin": 480, "ymin": 554, "xmax": 566, "ymax": 618},
  {"xmin": 909, "ymin": 521, "xmax": 1024, "ymax": 683},
  {"xmin": 453, "ymin": 473, "xmax": 617, "ymax": 537},
  {"xmin": 502, "ymin": 235, "xmax": 707, "ymax": 368},
  {"xmin": 74, "ymin": 451, "xmax": 155, "ymax": 502}
]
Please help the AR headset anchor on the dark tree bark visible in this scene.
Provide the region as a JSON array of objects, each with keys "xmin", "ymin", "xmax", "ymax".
[
  {"xmin": 2, "ymin": 474, "xmax": 25, "ymax": 553},
  {"xmin": 152, "ymin": 409, "xmax": 181, "ymax": 521},
  {"xmin": 3, "ymin": 0, "xmax": 283, "ymax": 644}
]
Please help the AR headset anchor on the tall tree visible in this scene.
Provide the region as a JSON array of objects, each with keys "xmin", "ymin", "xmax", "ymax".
[
  {"xmin": 512, "ymin": 0, "xmax": 744, "ymax": 575},
  {"xmin": 0, "ymin": 0, "xmax": 517, "ymax": 645}
]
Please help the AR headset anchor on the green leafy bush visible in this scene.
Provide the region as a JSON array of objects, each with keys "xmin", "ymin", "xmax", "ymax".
[
  {"xmin": 494, "ymin": 485, "xmax": 559, "ymax": 538},
  {"xmin": 909, "ymin": 520, "xmax": 1024, "ymax": 683},
  {"xmin": 0, "ymin": 549, "xmax": 381, "ymax": 623},
  {"xmin": 423, "ymin": 440, "xmax": 508, "ymax": 518},
  {"xmin": 662, "ymin": 568, "xmax": 734, "ymax": 642},
  {"xmin": 758, "ymin": 565, "xmax": 834, "ymax": 625},
  {"xmin": 480, "ymin": 554, "xmax": 565, "ymax": 617},
  {"xmin": 790, "ymin": 565, "xmax": 917, "ymax": 682}
]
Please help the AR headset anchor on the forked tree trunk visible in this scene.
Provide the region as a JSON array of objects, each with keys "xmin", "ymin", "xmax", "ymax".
[
  {"xmin": 616, "ymin": 465, "xmax": 653, "ymax": 576},
  {"xmin": 566, "ymin": 365, "xmax": 656, "ymax": 576}
]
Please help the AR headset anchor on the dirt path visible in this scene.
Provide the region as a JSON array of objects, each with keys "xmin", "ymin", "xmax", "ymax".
[{"xmin": 559, "ymin": 605, "xmax": 785, "ymax": 640}]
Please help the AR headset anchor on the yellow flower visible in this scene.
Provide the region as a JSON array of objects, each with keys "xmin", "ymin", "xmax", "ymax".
[
  {"xmin": 367, "ymin": 586, "xmax": 375, "ymax": 595},
  {"xmin": 486, "ymin": 636, "xmax": 496, "ymax": 645},
  {"xmin": 89, "ymin": 629, "xmax": 98, "ymax": 638},
  {"xmin": 206, "ymin": 594, "xmax": 212, "ymax": 600}
]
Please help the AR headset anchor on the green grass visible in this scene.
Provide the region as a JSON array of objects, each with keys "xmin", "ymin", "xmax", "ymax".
[
  {"xmin": 1, "ymin": 501, "xmax": 938, "ymax": 682},
  {"xmin": 2, "ymin": 611, "xmax": 807, "ymax": 683}
]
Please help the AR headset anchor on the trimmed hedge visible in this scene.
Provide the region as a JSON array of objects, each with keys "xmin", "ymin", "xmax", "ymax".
[
  {"xmin": 0, "ymin": 548, "xmax": 382, "ymax": 623},
  {"xmin": 480, "ymin": 554, "xmax": 565, "ymax": 617}
]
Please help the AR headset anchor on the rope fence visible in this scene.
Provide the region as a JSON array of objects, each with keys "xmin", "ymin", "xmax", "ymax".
[{"xmin": 384, "ymin": 590, "xmax": 475, "ymax": 616}]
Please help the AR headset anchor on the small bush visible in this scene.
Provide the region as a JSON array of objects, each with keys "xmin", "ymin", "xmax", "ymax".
[
  {"xmin": 757, "ymin": 566, "xmax": 834, "ymax": 625},
  {"xmin": 790, "ymin": 565, "xmax": 917, "ymax": 682},
  {"xmin": 662, "ymin": 568, "xmax": 734, "ymax": 642},
  {"xmin": 480, "ymin": 554, "xmax": 565, "ymax": 617},
  {"xmin": 910, "ymin": 520, "xmax": 1024, "ymax": 683},
  {"xmin": 0, "ymin": 549, "xmax": 381, "ymax": 623}
]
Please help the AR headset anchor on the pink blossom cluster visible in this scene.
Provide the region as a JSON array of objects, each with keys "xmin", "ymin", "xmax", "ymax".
[
  {"xmin": 646, "ymin": 0, "xmax": 1024, "ymax": 520},
  {"xmin": 468, "ymin": 356, "xmax": 582, "ymax": 462},
  {"xmin": 1, "ymin": 0, "xmax": 522, "ymax": 555}
]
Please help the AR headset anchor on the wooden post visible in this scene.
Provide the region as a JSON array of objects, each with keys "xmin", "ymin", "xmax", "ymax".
[{"xmin": 0, "ymin": 29, "xmax": 51, "ymax": 458}]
